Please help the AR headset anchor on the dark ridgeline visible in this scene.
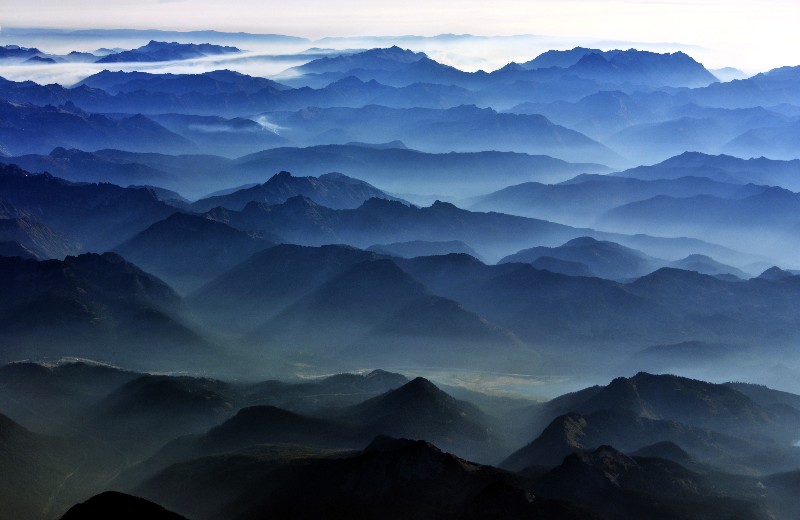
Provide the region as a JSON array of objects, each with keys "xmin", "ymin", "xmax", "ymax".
[{"xmin": 2, "ymin": 35, "xmax": 800, "ymax": 520}]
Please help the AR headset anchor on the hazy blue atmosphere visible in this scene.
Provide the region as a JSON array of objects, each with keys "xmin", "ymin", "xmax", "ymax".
[{"xmin": 2, "ymin": 1, "xmax": 800, "ymax": 519}]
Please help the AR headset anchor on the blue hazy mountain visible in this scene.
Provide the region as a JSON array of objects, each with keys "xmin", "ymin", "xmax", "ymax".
[
  {"xmin": 261, "ymin": 104, "xmax": 621, "ymax": 164},
  {"xmin": 0, "ymin": 100, "xmax": 196, "ymax": 155},
  {"xmin": 190, "ymin": 170, "xmax": 401, "ymax": 212},
  {"xmin": 0, "ymin": 164, "xmax": 178, "ymax": 252},
  {"xmin": 114, "ymin": 212, "xmax": 277, "ymax": 294},
  {"xmin": 499, "ymin": 237, "xmax": 663, "ymax": 280},
  {"xmin": 615, "ymin": 152, "xmax": 800, "ymax": 191},
  {"xmin": 0, "ymin": 253, "xmax": 215, "ymax": 370},
  {"xmin": 95, "ymin": 40, "xmax": 242, "ymax": 63},
  {"xmin": 74, "ymin": 69, "xmax": 289, "ymax": 94},
  {"xmin": 367, "ymin": 240, "xmax": 482, "ymax": 260},
  {"xmin": 289, "ymin": 45, "xmax": 428, "ymax": 75},
  {"xmin": 522, "ymin": 48, "xmax": 717, "ymax": 87},
  {"xmin": 1, "ymin": 144, "xmax": 609, "ymax": 199},
  {"xmin": 469, "ymin": 172, "xmax": 767, "ymax": 226},
  {"xmin": 147, "ymin": 113, "xmax": 293, "ymax": 157}
]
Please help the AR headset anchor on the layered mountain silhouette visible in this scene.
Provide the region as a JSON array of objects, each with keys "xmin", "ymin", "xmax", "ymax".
[
  {"xmin": 95, "ymin": 40, "xmax": 242, "ymax": 63},
  {"xmin": 190, "ymin": 170, "xmax": 399, "ymax": 212},
  {"xmin": 0, "ymin": 100, "xmax": 195, "ymax": 155},
  {"xmin": 0, "ymin": 253, "xmax": 215, "ymax": 370},
  {"xmin": 500, "ymin": 237, "xmax": 662, "ymax": 280},
  {"xmin": 114, "ymin": 212, "xmax": 276, "ymax": 293}
]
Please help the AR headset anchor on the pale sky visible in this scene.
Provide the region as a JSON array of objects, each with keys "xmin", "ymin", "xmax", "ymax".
[{"xmin": 1, "ymin": 0, "xmax": 798, "ymax": 72}]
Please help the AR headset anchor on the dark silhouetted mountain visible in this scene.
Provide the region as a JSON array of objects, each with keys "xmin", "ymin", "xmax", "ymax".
[
  {"xmin": 339, "ymin": 378, "xmax": 500, "ymax": 461},
  {"xmin": 189, "ymin": 244, "xmax": 383, "ymax": 333},
  {"xmin": 724, "ymin": 382, "xmax": 800, "ymax": 413},
  {"xmin": 262, "ymin": 104, "xmax": 620, "ymax": 164},
  {"xmin": 84, "ymin": 374, "xmax": 234, "ymax": 458},
  {"xmin": 757, "ymin": 266, "xmax": 795, "ymax": 281},
  {"xmin": 190, "ymin": 170, "xmax": 399, "ymax": 212},
  {"xmin": 114, "ymin": 212, "xmax": 276, "ymax": 294},
  {"xmin": 0, "ymin": 413, "xmax": 77, "ymax": 520},
  {"xmin": 367, "ymin": 239, "xmax": 481, "ymax": 259},
  {"xmin": 137, "ymin": 436, "xmax": 590, "ymax": 520},
  {"xmin": 75, "ymin": 69, "xmax": 287, "ymax": 94},
  {"xmin": 0, "ymin": 44, "xmax": 43, "ymax": 59},
  {"xmin": 500, "ymin": 237, "xmax": 662, "ymax": 280},
  {"xmin": 96, "ymin": 40, "xmax": 242, "ymax": 63},
  {"xmin": 197, "ymin": 405, "xmax": 349, "ymax": 454},
  {"xmin": 531, "ymin": 445, "xmax": 767, "ymax": 520},
  {"xmin": 668, "ymin": 254, "xmax": 748, "ymax": 278},
  {"xmin": 0, "ymin": 166, "xmax": 178, "ymax": 251},
  {"xmin": 0, "ymin": 360, "xmax": 137, "ymax": 434},
  {"xmin": 0, "ymin": 100, "xmax": 196, "ymax": 156},
  {"xmin": 246, "ymin": 259, "xmax": 525, "ymax": 370},
  {"xmin": 502, "ymin": 408, "xmax": 751, "ymax": 471},
  {"xmin": 615, "ymin": 151, "xmax": 800, "ymax": 191},
  {"xmin": 60, "ymin": 491, "xmax": 188, "ymax": 520},
  {"xmin": 0, "ymin": 253, "xmax": 215, "ymax": 370}
]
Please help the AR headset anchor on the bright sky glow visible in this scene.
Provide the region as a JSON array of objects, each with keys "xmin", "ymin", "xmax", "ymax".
[{"xmin": 1, "ymin": 0, "xmax": 797, "ymax": 73}]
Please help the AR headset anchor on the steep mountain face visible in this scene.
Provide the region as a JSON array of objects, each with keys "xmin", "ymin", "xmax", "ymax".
[
  {"xmin": 0, "ymin": 217, "xmax": 77, "ymax": 259},
  {"xmin": 0, "ymin": 253, "xmax": 214, "ymax": 370},
  {"xmin": 0, "ymin": 165, "xmax": 179, "ymax": 252},
  {"xmin": 500, "ymin": 237, "xmax": 662, "ymax": 280},
  {"xmin": 190, "ymin": 170, "xmax": 399, "ymax": 212},
  {"xmin": 339, "ymin": 377, "xmax": 502, "ymax": 461},
  {"xmin": 114, "ymin": 212, "xmax": 275, "ymax": 294},
  {"xmin": 60, "ymin": 492, "xmax": 188, "ymax": 520},
  {"xmin": 0, "ymin": 100, "xmax": 196, "ymax": 156}
]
